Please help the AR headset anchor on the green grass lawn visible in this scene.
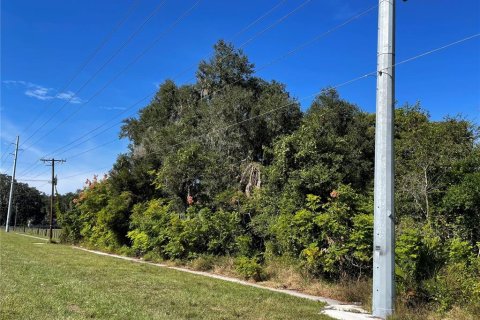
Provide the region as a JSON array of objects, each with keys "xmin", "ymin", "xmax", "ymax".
[{"xmin": 0, "ymin": 231, "xmax": 332, "ymax": 320}]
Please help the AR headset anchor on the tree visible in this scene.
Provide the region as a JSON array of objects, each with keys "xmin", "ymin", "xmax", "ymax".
[
  {"xmin": 395, "ymin": 104, "xmax": 476, "ymax": 223},
  {"xmin": 266, "ymin": 88, "xmax": 374, "ymax": 213},
  {"xmin": 0, "ymin": 174, "xmax": 46, "ymax": 226}
]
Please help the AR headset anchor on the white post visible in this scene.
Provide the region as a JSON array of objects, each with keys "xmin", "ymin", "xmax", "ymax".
[
  {"xmin": 373, "ymin": 0, "xmax": 395, "ymax": 318},
  {"xmin": 6, "ymin": 136, "xmax": 20, "ymax": 232}
]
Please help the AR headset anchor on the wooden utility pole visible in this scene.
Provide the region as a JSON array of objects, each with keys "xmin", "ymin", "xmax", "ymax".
[
  {"xmin": 41, "ymin": 158, "xmax": 66, "ymax": 241},
  {"xmin": 373, "ymin": 0, "xmax": 395, "ymax": 318},
  {"xmin": 5, "ymin": 136, "xmax": 19, "ymax": 232}
]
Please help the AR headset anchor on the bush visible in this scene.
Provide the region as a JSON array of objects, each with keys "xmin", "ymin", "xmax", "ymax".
[
  {"xmin": 58, "ymin": 207, "xmax": 82, "ymax": 244},
  {"xmin": 190, "ymin": 255, "xmax": 216, "ymax": 271},
  {"xmin": 127, "ymin": 230, "xmax": 150, "ymax": 256},
  {"xmin": 423, "ymin": 240, "xmax": 480, "ymax": 313},
  {"xmin": 234, "ymin": 256, "xmax": 266, "ymax": 281},
  {"xmin": 424, "ymin": 260, "xmax": 480, "ymax": 313},
  {"xmin": 273, "ymin": 186, "xmax": 373, "ymax": 278}
]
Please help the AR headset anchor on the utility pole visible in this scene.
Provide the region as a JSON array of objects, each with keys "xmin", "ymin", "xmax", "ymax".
[
  {"xmin": 373, "ymin": 0, "xmax": 395, "ymax": 318},
  {"xmin": 5, "ymin": 136, "xmax": 20, "ymax": 232},
  {"xmin": 40, "ymin": 158, "xmax": 66, "ymax": 241}
]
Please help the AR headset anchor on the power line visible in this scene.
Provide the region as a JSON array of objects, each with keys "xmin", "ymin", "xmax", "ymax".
[
  {"xmin": 58, "ymin": 33, "xmax": 480, "ymax": 165},
  {"xmin": 18, "ymin": 0, "xmax": 141, "ymax": 138},
  {"xmin": 170, "ymin": 0, "xmax": 292, "ymax": 83},
  {"xmin": 20, "ymin": 0, "xmax": 168, "ymax": 148},
  {"xmin": 17, "ymin": 168, "xmax": 51, "ymax": 181},
  {"xmin": 67, "ymin": 139, "xmax": 119, "ymax": 160},
  {"xmin": 62, "ymin": 166, "xmax": 112, "ymax": 180},
  {"xmin": 256, "ymin": 3, "xmax": 379, "ymax": 71},
  {"xmin": 35, "ymin": 2, "xmax": 377, "ymax": 164},
  {"xmin": 47, "ymin": 94, "xmax": 152, "ymax": 157},
  {"xmin": 0, "ymin": 144, "xmax": 13, "ymax": 165},
  {"xmin": 239, "ymin": 0, "xmax": 313, "ymax": 48},
  {"xmin": 178, "ymin": 0, "xmax": 315, "ymax": 85},
  {"xmin": 36, "ymin": 181, "xmax": 51, "ymax": 190},
  {"xmin": 231, "ymin": 0, "xmax": 288, "ymax": 40},
  {"xmin": 16, "ymin": 0, "xmax": 303, "ymax": 175},
  {"xmin": 144, "ymin": 33, "xmax": 480, "ymax": 157},
  {"xmin": 22, "ymin": 0, "xmax": 201, "ymax": 153},
  {"xmin": 17, "ymin": 161, "xmax": 43, "ymax": 178}
]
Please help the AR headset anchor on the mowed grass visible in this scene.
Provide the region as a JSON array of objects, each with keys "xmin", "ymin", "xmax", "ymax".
[{"xmin": 0, "ymin": 231, "xmax": 332, "ymax": 320}]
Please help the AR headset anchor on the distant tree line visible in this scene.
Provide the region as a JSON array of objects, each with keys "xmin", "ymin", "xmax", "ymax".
[
  {"xmin": 0, "ymin": 174, "xmax": 47, "ymax": 226},
  {"xmin": 0, "ymin": 174, "xmax": 78, "ymax": 228},
  {"xmin": 57, "ymin": 41, "xmax": 480, "ymax": 315}
]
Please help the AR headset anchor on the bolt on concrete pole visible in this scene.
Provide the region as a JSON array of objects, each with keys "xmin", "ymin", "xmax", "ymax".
[{"xmin": 372, "ymin": 0, "xmax": 396, "ymax": 318}]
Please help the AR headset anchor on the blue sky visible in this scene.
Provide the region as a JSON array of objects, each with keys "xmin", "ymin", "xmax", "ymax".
[{"xmin": 1, "ymin": 0, "xmax": 479, "ymax": 194}]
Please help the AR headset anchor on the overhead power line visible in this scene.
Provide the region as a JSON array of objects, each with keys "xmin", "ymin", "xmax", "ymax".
[
  {"xmin": 22, "ymin": 0, "xmax": 202, "ymax": 153},
  {"xmin": 62, "ymin": 166, "xmax": 112, "ymax": 180},
  {"xmin": 18, "ymin": 0, "xmax": 141, "ymax": 138},
  {"xmin": 47, "ymin": 93, "xmax": 152, "ymax": 157},
  {"xmin": 178, "ymin": 0, "xmax": 315, "ymax": 85},
  {"xmin": 231, "ymin": 0, "xmax": 288, "ymax": 40},
  {"xmin": 16, "ymin": 0, "xmax": 307, "ymax": 176},
  {"xmin": 17, "ymin": 168, "xmax": 51, "ymax": 181},
  {"xmin": 148, "ymin": 33, "xmax": 480, "ymax": 156},
  {"xmin": 240, "ymin": 0, "xmax": 313, "ymax": 48},
  {"xmin": 256, "ymin": 3, "xmax": 379, "ymax": 71},
  {"xmin": 171, "ymin": 0, "xmax": 290, "ymax": 82},
  {"xmin": 0, "ymin": 144, "xmax": 13, "ymax": 165},
  {"xmin": 17, "ymin": 161, "xmax": 43, "ymax": 177},
  {"xmin": 57, "ymin": 33, "xmax": 480, "ymax": 164},
  {"xmin": 30, "ymin": 2, "xmax": 377, "ymax": 167},
  {"xmin": 20, "ymin": 0, "xmax": 168, "ymax": 148},
  {"xmin": 67, "ymin": 139, "xmax": 119, "ymax": 160}
]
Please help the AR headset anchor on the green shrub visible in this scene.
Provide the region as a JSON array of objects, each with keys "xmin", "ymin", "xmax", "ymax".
[
  {"xmin": 190, "ymin": 255, "xmax": 216, "ymax": 271},
  {"xmin": 395, "ymin": 219, "xmax": 422, "ymax": 290},
  {"xmin": 127, "ymin": 230, "xmax": 150, "ymax": 256},
  {"xmin": 58, "ymin": 207, "xmax": 82, "ymax": 244},
  {"xmin": 118, "ymin": 245, "xmax": 136, "ymax": 257},
  {"xmin": 234, "ymin": 256, "xmax": 265, "ymax": 281},
  {"xmin": 235, "ymin": 235, "xmax": 253, "ymax": 256},
  {"xmin": 424, "ymin": 259, "xmax": 480, "ymax": 313}
]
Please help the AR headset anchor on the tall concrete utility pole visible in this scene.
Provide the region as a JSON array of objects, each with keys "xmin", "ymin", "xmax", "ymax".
[
  {"xmin": 41, "ymin": 158, "xmax": 66, "ymax": 241},
  {"xmin": 5, "ymin": 136, "xmax": 20, "ymax": 232},
  {"xmin": 373, "ymin": 0, "xmax": 395, "ymax": 318}
]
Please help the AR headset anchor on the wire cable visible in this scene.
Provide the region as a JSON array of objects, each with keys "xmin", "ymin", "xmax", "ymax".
[
  {"xmin": 22, "ymin": 0, "xmax": 201, "ymax": 152},
  {"xmin": 0, "ymin": 144, "xmax": 13, "ymax": 165},
  {"xmin": 16, "ymin": 0, "xmax": 304, "ymax": 174},
  {"xmin": 239, "ymin": 0, "xmax": 313, "ymax": 48},
  {"xmin": 20, "ymin": 0, "xmax": 168, "ymax": 148},
  {"xmin": 18, "ymin": 0, "xmax": 141, "ymax": 138},
  {"xmin": 143, "ymin": 33, "xmax": 480, "ymax": 156},
  {"xmin": 19, "ymin": 1, "xmax": 379, "ymax": 178},
  {"xmin": 62, "ymin": 166, "xmax": 112, "ymax": 180},
  {"xmin": 177, "ymin": 0, "xmax": 314, "ymax": 85},
  {"xmin": 59, "ymin": 33, "xmax": 480, "ymax": 163},
  {"xmin": 20, "ymin": 30, "xmax": 480, "ymax": 181},
  {"xmin": 232, "ymin": 0, "xmax": 288, "ymax": 40}
]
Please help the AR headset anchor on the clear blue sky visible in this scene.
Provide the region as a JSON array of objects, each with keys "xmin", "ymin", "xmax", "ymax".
[{"xmin": 1, "ymin": 0, "xmax": 479, "ymax": 193}]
